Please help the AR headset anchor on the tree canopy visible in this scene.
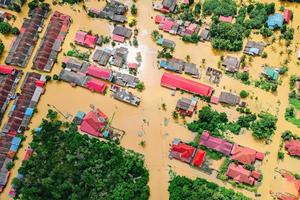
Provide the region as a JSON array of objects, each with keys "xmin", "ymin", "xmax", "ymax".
[
  {"xmin": 251, "ymin": 112, "xmax": 277, "ymax": 140},
  {"xmin": 203, "ymin": 0, "xmax": 237, "ymax": 17},
  {"xmin": 169, "ymin": 175, "xmax": 251, "ymax": 200},
  {"xmin": 13, "ymin": 110, "xmax": 149, "ymax": 200}
]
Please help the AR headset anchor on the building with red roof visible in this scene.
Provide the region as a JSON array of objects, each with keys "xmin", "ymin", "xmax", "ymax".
[
  {"xmin": 284, "ymin": 9, "xmax": 292, "ymax": 24},
  {"xmin": 199, "ymin": 131, "xmax": 233, "ymax": 156},
  {"xmin": 285, "ymin": 140, "xmax": 300, "ymax": 156},
  {"xmin": 0, "ymin": 65, "xmax": 14, "ymax": 75},
  {"xmin": 192, "ymin": 149, "xmax": 206, "ymax": 167},
  {"xmin": 86, "ymin": 65, "xmax": 113, "ymax": 81},
  {"xmin": 112, "ymin": 34, "xmax": 125, "ymax": 43},
  {"xmin": 230, "ymin": 144, "xmax": 264, "ymax": 165},
  {"xmin": 74, "ymin": 31, "xmax": 97, "ymax": 48},
  {"xmin": 155, "ymin": 15, "xmax": 165, "ymax": 24},
  {"xmin": 80, "ymin": 109, "xmax": 108, "ymax": 137},
  {"xmin": 85, "ymin": 79, "xmax": 107, "ymax": 94},
  {"xmin": 162, "ymin": 19, "xmax": 175, "ymax": 32},
  {"xmin": 160, "ymin": 72, "xmax": 213, "ymax": 97},
  {"xmin": 226, "ymin": 163, "xmax": 256, "ymax": 185},
  {"xmin": 170, "ymin": 140, "xmax": 195, "ymax": 164},
  {"xmin": 219, "ymin": 16, "xmax": 233, "ymax": 23}
]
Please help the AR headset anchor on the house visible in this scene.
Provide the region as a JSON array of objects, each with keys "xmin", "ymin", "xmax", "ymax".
[
  {"xmin": 244, "ymin": 41, "xmax": 264, "ymax": 56},
  {"xmin": 160, "ymin": 72, "xmax": 213, "ymax": 97},
  {"xmin": 285, "ymin": 140, "xmax": 300, "ymax": 156},
  {"xmin": 222, "ymin": 56, "xmax": 240, "ymax": 73},
  {"xmin": 92, "ymin": 49, "xmax": 111, "ymax": 66},
  {"xmin": 169, "ymin": 139, "xmax": 195, "ymax": 164},
  {"xmin": 155, "ymin": 14, "xmax": 165, "ymax": 24},
  {"xmin": 161, "ymin": 18, "xmax": 175, "ymax": 32},
  {"xmin": 73, "ymin": 111, "xmax": 85, "ymax": 125},
  {"xmin": 0, "ymin": 0, "xmax": 23, "ymax": 10},
  {"xmin": 156, "ymin": 37, "xmax": 176, "ymax": 49},
  {"xmin": 219, "ymin": 92, "xmax": 240, "ymax": 106},
  {"xmin": 219, "ymin": 16, "xmax": 233, "ymax": 23},
  {"xmin": 284, "ymin": 9, "xmax": 292, "ymax": 23},
  {"xmin": 199, "ymin": 131, "xmax": 234, "ymax": 156},
  {"xmin": 86, "ymin": 65, "xmax": 113, "ymax": 81},
  {"xmin": 95, "ymin": 0, "xmax": 128, "ymax": 23},
  {"xmin": 262, "ymin": 67, "xmax": 279, "ymax": 81},
  {"xmin": 0, "ymin": 65, "xmax": 14, "ymax": 75},
  {"xmin": 112, "ymin": 34, "xmax": 125, "ymax": 43},
  {"xmin": 59, "ymin": 69, "xmax": 88, "ymax": 86},
  {"xmin": 206, "ymin": 67, "xmax": 222, "ymax": 84},
  {"xmin": 230, "ymin": 144, "xmax": 264, "ymax": 165},
  {"xmin": 184, "ymin": 62, "xmax": 199, "ymax": 77},
  {"xmin": 200, "ymin": 28, "xmax": 210, "ymax": 42},
  {"xmin": 110, "ymin": 85, "xmax": 141, "ymax": 106},
  {"xmin": 185, "ymin": 23, "xmax": 200, "ymax": 35},
  {"xmin": 80, "ymin": 109, "xmax": 108, "ymax": 137},
  {"xmin": 162, "ymin": 0, "xmax": 177, "ymax": 13},
  {"xmin": 111, "ymin": 47, "xmax": 128, "ymax": 68},
  {"xmin": 112, "ymin": 26, "xmax": 132, "ymax": 40},
  {"xmin": 5, "ymin": 8, "xmax": 48, "ymax": 68},
  {"xmin": 176, "ymin": 97, "xmax": 197, "ymax": 116},
  {"xmin": 62, "ymin": 57, "xmax": 83, "ymax": 71},
  {"xmin": 85, "ymin": 78, "xmax": 107, "ymax": 94},
  {"xmin": 267, "ymin": 13, "xmax": 284, "ymax": 29},
  {"xmin": 159, "ymin": 60, "xmax": 184, "ymax": 73},
  {"xmin": 113, "ymin": 72, "xmax": 139, "ymax": 88},
  {"xmin": 32, "ymin": 11, "xmax": 71, "ymax": 72},
  {"xmin": 226, "ymin": 163, "xmax": 256, "ymax": 185},
  {"xmin": 193, "ymin": 149, "xmax": 206, "ymax": 167},
  {"xmin": 74, "ymin": 31, "xmax": 97, "ymax": 48}
]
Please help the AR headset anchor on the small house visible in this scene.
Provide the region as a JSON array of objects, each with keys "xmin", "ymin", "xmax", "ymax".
[
  {"xmin": 175, "ymin": 97, "xmax": 197, "ymax": 116},
  {"xmin": 219, "ymin": 16, "xmax": 233, "ymax": 23},
  {"xmin": 285, "ymin": 140, "xmax": 300, "ymax": 156},
  {"xmin": 112, "ymin": 26, "xmax": 132, "ymax": 40},
  {"xmin": 284, "ymin": 9, "xmax": 292, "ymax": 24},
  {"xmin": 244, "ymin": 41, "xmax": 264, "ymax": 56},
  {"xmin": 156, "ymin": 38, "xmax": 176, "ymax": 49},
  {"xmin": 200, "ymin": 28, "xmax": 210, "ymax": 42},
  {"xmin": 86, "ymin": 65, "xmax": 113, "ymax": 81},
  {"xmin": 267, "ymin": 13, "xmax": 284, "ymax": 30},
  {"xmin": 230, "ymin": 144, "xmax": 264, "ymax": 165},
  {"xmin": 222, "ymin": 56, "xmax": 240, "ymax": 73},
  {"xmin": 162, "ymin": 0, "xmax": 177, "ymax": 13},
  {"xmin": 74, "ymin": 31, "xmax": 97, "ymax": 48},
  {"xmin": 80, "ymin": 109, "xmax": 108, "ymax": 137},
  {"xmin": 262, "ymin": 67, "xmax": 279, "ymax": 81},
  {"xmin": 226, "ymin": 163, "xmax": 257, "ymax": 185},
  {"xmin": 92, "ymin": 49, "xmax": 112, "ymax": 66},
  {"xmin": 184, "ymin": 62, "xmax": 199, "ymax": 78}
]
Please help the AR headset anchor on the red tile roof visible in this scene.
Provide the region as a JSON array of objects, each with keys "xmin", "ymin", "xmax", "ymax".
[
  {"xmin": 84, "ymin": 34, "xmax": 97, "ymax": 48},
  {"xmin": 128, "ymin": 63, "xmax": 138, "ymax": 69},
  {"xmin": 219, "ymin": 16, "xmax": 233, "ymax": 23},
  {"xmin": 86, "ymin": 65, "xmax": 112, "ymax": 80},
  {"xmin": 199, "ymin": 131, "xmax": 233, "ymax": 156},
  {"xmin": 160, "ymin": 72, "xmax": 213, "ymax": 97},
  {"xmin": 0, "ymin": 65, "xmax": 14, "ymax": 75},
  {"xmin": 80, "ymin": 109, "xmax": 107, "ymax": 137},
  {"xmin": 112, "ymin": 34, "xmax": 125, "ymax": 43},
  {"xmin": 210, "ymin": 96, "xmax": 219, "ymax": 104},
  {"xmin": 170, "ymin": 142, "xmax": 195, "ymax": 163},
  {"xmin": 155, "ymin": 15, "xmax": 165, "ymax": 24},
  {"xmin": 251, "ymin": 170, "xmax": 261, "ymax": 180},
  {"xmin": 85, "ymin": 79, "xmax": 107, "ymax": 94},
  {"xmin": 284, "ymin": 9, "xmax": 292, "ymax": 23},
  {"xmin": 285, "ymin": 140, "xmax": 300, "ymax": 156},
  {"xmin": 162, "ymin": 19, "xmax": 175, "ymax": 31},
  {"xmin": 192, "ymin": 149, "xmax": 206, "ymax": 167},
  {"xmin": 226, "ymin": 163, "xmax": 255, "ymax": 185},
  {"xmin": 230, "ymin": 144, "xmax": 264, "ymax": 164}
]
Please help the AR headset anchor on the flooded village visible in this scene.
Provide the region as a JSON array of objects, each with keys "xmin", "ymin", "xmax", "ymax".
[{"xmin": 0, "ymin": 0, "xmax": 299, "ymax": 199}]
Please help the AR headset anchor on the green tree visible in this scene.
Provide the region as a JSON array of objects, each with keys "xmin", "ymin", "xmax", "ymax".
[
  {"xmin": 0, "ymin": 41, "xmax": 4, "ymax": 56},
  {"xmin": 0, "ymin": 22, "xmax": 12, "ymax": 35},
  {"xmin": 239, "ymin": 90, "xmax": 249, "ymax": 98},
  {"xmin": 131, "ymin": 4, "xmax": 138, "ymax": 15},
  {"xmin": 251, "ymin": 112, "xmax": 277, "ymax": 140}
]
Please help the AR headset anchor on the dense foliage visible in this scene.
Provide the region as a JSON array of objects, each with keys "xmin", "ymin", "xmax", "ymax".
[
  {"xmin": 203, "ymin": 0, "xmax": 237, "ymax": 16},
  {"xmin": 0, "ymin": 22, "xmax": 12, "ymax": 35},
  {"xmin": 0, "ymin": 41, "xmax": 4, "ymax": 55},
  {"xmin": 251, "ymin": 112, "xmax": 277, "ymax": 140},
  {"xmin": 13, "ymin": 111, "xmax": 149, "ymax": 200},
  {"xmin": 169, "ymin": 176, "xmax": 251, "ymax": 200}
]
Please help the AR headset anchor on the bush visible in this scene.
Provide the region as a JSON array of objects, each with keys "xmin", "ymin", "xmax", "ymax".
[
  {"xmin": 0, "ymin": 41, "xmax": 4, "ymax": 55},
  {"xmin": 0, "ymin": 22, "xmax": 12, "ymax": 35},
  {"xmin": 131, "ymin": 4, "xmax": 138, "ymax": 15},
  {"xmin": 239, "ymin": 90, "xmax": 249, "ymax": 98},
  {"xmin": 53, "ymin": 74, "xmax": 59, "ymax": 80},
  {"xmin": 277, "ymin": 151, "xmax": 284, "ymax": 160},
  {"xmin": 45, "ymin": 75, "xmax": 51, "ymax": 82},
  {"xmin": 136, "ymin": 82, "xmax": 145, "ymax": 92},
  {"xmin": 251, "ymin": 112, "xmax": 277, "ymax": 140},
  {"xmin": 6, "ymin": 161, "xmax": 14, "ymax": 170},
  {"xmin": 11, "ymin": 27, "xmax": 20, "ymax": 35}
]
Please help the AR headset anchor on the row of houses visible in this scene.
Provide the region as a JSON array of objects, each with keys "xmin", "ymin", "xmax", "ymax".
[
  {"xmin": 159, "ymin": 57, "xmax": 200, "ymax": 78},
  {"xmin": 0, "ymin": 65, "xmax": 22, "ymax": 123},
  {"xmin": 2, "ymin": 72, "xmax": 47, "ymax": 135},
  {"xmin": 200, "ymin": 131, "xmax": 264, "ymax": 185},
  {"xmin": 32, "ymin": 11, "xmax": 71, "ymax": 72},
  {"xmin": 5, "ymin": 7, "xmax": 48, "ymax": 68},
  {"xmin": 169, "ymin": 138, "xmax": 206, "ymax": 168},
  {"xmin": 160, "ymin": 72, "xmax": 213, "ymax": 97},
  {"xmin": 155, "ymin": 14, "xmax": 200, "ymax": 37},
  {"xmin": 89, "ymin": 0, "xmax": 128, "ymax": 23}
]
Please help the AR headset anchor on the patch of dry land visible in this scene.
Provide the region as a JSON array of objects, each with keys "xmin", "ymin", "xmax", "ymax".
[{"xmin": 0, "ymin": 0, "xmax": 300, "ymax": 199}]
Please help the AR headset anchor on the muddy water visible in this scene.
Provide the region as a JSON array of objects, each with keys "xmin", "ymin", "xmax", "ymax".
[{"xmin": 0, "ymin": 0, "xmax": 300, "ymax": 199}]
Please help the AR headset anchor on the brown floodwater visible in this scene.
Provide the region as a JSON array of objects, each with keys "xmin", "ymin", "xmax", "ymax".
[{"xmin": 1, "ymin": 0, "xmax": 300, "ymax": 199}]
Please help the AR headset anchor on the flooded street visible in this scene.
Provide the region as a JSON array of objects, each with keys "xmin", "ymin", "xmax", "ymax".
[{"xmin": 0, "ymin": 0, "xmax": 300, "ymax": 199}]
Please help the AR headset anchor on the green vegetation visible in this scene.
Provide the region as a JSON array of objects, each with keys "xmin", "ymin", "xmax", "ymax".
[
  {"xmin": 169, "ymin": 175, "xmax": 251, "ymax": 200},
  {"xmin": 131, "ymin": 4, "xmax": 138, "ymax": 15},
  {"xmin": 239, "ymin": 90, "xmax": 249, "ymax": 98},
  {"xmin": 0, "ymin": 41, "xmax": 4, "ymax": 56},
  {"xmin": 277, "ymin": 151, "xmax": 284, "ymax": 160},
  {"xmin": 182, "ymin": 33, "xmax": 200, "ymax": 43},
  {"xmin": 28, "ymin": 0, "xmax": 50, "ymax": 10},
  {"xmin": 0, "ymin": 22, "xmax": 12, "ymax": 35},
  {"xmin": 13, "ymin": 110, "xmax": 149, "ymax": 200},
  {"xmin": 217, "ymin": 157, "xmax": 231, "ymax": 181},
  {"xmin": 66, "ymin": 49, "xmax": 90, "ymax": 61},
  {"xmin": 251, "ymin": 112, "xmax": 277, "ymax": 140},
  {"xmin": 200, "ymin": 145, "xmax": 223, "ymax": 160},
  {"xmin": 254, "ymin": 78, "xmax": 278, "ymax": 92},
  {"xmin": 136, "ymin": 82, "xmax": 145, "ymax": 92},
  {"xmin": 289, "ymin": 75, "xmax": 297, "ymax": 89},
  {"xmin": 203, "ymin": 0, "xmax": 237, "ymax": 16}
]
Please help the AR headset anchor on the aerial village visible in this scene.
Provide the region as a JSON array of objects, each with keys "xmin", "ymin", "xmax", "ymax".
[{"xmin": 0, "ymin": 0, "xmax": 299, "ymax": 199}]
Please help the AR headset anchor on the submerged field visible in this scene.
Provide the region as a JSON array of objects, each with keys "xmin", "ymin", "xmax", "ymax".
[{"xmin": 0, "ymin": 0, "xmax": 300, "ymax": 199}]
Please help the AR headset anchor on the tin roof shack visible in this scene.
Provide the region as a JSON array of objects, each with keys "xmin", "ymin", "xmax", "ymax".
[
  {"xmin": 262, "ymin": 67, "xmax": 279, "ymax": 81},
  {"xmin": 284, "ymin": 9, "xmax": 292, "ymax": 24},
  {"xmin": 74, "ymin": 31, "xmax": 97, "ymax": 49},
  {"xmin": 160, "ymin": 72, "xmax": 213, "ymax": 97},
  {"xmin": 199, "ymin": 131, "xmax": 234, "ymax": 156},
  {"xmin": 80, "ymin": 109, "xmax": 108, "ymax": 137},
  {"xmin": 156, "ymin": 37, "xmax": 176, "ymax": 49},
  {"xmin": 91, "ymin": 0, "xmax": 127, "ymax": 23},
  {"xmin": 5, "ymin": 8, "xmax": 48, "ymax": 68},
  {"xmin": 62, "ymin": 57, "xmax": 88, "ymax": 72},
  {"xmin": 112, "ymin": 26, "xmax": 132, "ymax": 42},
  {"xmin": 244, "ymin": 41, "xmax": 265, "ymax": 56},
  {"xmin": 110, "ymin": 85, "xmax": 141, "ymax": 106},
  {"xmin": 113, "ymin": 71, "xmax": 139, "ymax": 88},
  {"xmin": 176, "ymin": 97, "xmax": 197, "ymax": 116},
  {"xmin": 159, "ymin": 59, "xmax": 184, "ymax": 73},
  {"xmin": 32, "ymin": 11, "xmax": 71, "ymax": 72},
  {"xmin": 267, "ymin": 13, "xmax": 284, "ymax": 30},
  {"xmin": 199, "ymin": 27, "xmax": 210, "ymax": 42},
  {"xmin": 73, "ymin": 111, "xmax": 85, "ymax": 125},
  {"xmin": 230, "ymin": 144, "xmax": 264, "ymax": 165},
  {"xmin": 162, "ymin": 0, "xmax": 177, "ymax": 13},
  {"xmin": 219, "ymin": 92, "xmax": 240, "ymax": 106},
  {"xmin": 111, "ymin": 47, "xmax": 128, "ymax": 68},
  {"xmin": 226, "ymin": 163, "xmax": 259, "ymax": 186},
  {"xmin": 285, "ymin": 140, "xmax": 300, "ymax": 157},
  {"xmin": 0, "ymin": 66, "xmax": 22, "ymax": 123},
  {"xmin": 2, "ymin": 72, "xmax": 46, "ymax": 135},
  {"xmin": 92, "ymin": 49, "xmax": 112, "ymax": 66},
  {"xmin": 59, "ymin": 69, "xmax": 88, "ymax": 87},
  {"xmin": 222, "ymin": 56, "xmax": 240, "ymax": 73}
]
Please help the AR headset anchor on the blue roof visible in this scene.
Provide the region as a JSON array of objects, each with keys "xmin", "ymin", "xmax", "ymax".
[
  {"xmin": 25, "ymin": 108, "xmax": 34, "ymax": 116},
  {"xmin": 34, "ymin": 127, "xmax": 42, "ymax": 134},
  {"xmin": 159, "ymin": 60, "xmax": 178, "ymax": 71},
  {"xmin": 249, "ymin": 47, "xmax": 260, "ymax": 55},
  {"xmin": 172, "ymin": 138, "xmax": 181, "ymax": 145},
  {"xmin": 75, "ymin": 111, "xmax": 85, "ymax": 119},
  {"xmin": 156, "ymin": 37, "xmax": 163, "ymax": 45},
  {"xmin": 10, "ymin": 144, "xmax": 19, "ymax": 152},
  {"xmin": 10, "ymin": 104, "xmax": 16, "ymax": 112},
  {"xmin": 103, "ymin": 130, "xmax": 110, "ymax": 138},
  {"xmin": 267, "ymin": 13, "xmax": 284, "ymax": 29},
  {"xmin": 11, "ymin": 137, "xmax": 21, "ymax": 146}
]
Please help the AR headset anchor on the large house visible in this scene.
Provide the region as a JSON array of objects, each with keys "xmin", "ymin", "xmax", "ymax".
[
  {"xmin": 226, "ymin": 163, "xmax": 260, "ymax": 185},
  {"xmin": 74, "ymin": 31, "xmax": 97, "ymax": 48},
  {"xmin": 230, "ymin": 144, "xmax": 264, "ymax": 165},
  {"xmin": 176, "ymin": 97, "xmax": 197, "ymax": 116},
  {"xmin": 218, "ymin": 92, "xmax": 240, "ymax": 106},
  {"xmin": 80, "ymin": 109, "xmax": 108, "ymax": 137},
  {"xmin": 222, "ymin": 56, "xmax": 240, "ymax": 73},
  {"xmin": 285, "ymin": 140, "xmax": 300, "ymax": 157},
  {"xmin": 267, "ymin": 13, "xmax": 284, "ymax": 30},
  {"xmin": 244, "ymin": 41, "xmax": 264, "ymax": 56}
]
